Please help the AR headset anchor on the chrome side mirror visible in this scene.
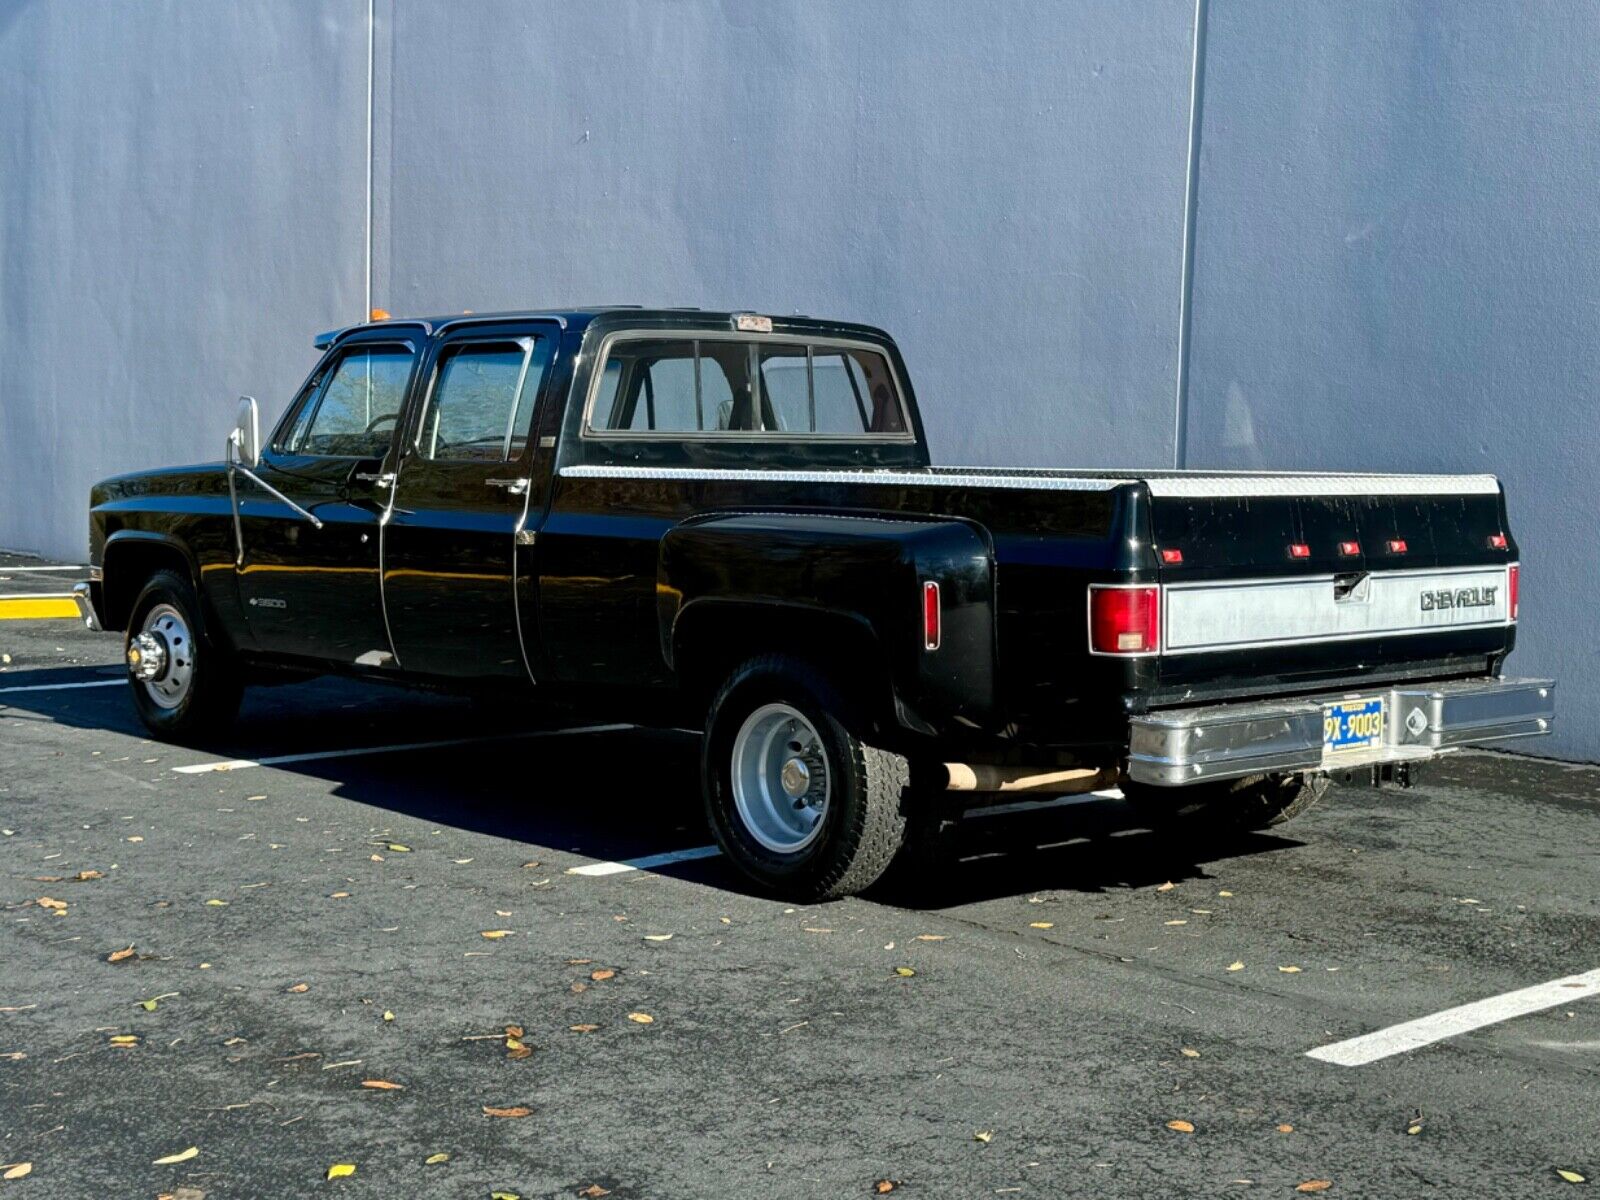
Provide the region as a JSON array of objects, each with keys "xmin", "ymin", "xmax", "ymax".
[{"xmin": 232, "ymin": 396, "xmax": 261, "ymax": 467}]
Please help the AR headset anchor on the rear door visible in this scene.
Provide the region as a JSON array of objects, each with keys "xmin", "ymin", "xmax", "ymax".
[{"xmin": 382, "ymin": 322, "xmax": 559, "ymax": 680}]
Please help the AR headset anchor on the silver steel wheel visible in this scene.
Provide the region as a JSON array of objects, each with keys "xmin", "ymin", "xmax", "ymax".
[
  {"xmin": 730, "ymin": 702, "xmax": 832, "ymax": 854},
  {"xmin": 132, "ymin": 603, "xmax": 195, "ymax": 710}
]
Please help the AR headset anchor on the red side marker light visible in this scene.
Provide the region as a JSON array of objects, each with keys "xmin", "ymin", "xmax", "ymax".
[
  {"xmin": 1338, "ymin": 540, "xmax": 1360, "ymax": 557},
  {"xmin": 1159, "ymin": 548, "xmax": 1184, "ymax": 565},
  {"xmin": 922, "ymin": 581, "xmax": 941, "ymax": 651},
  {"xmin": 1488, "ymin": 533, "xmax": 1508, "ymax": 549},
  {"xmin": 1508, "ymin": 564, "xmax": 1520, "ymax": 621},
  {"xmin": 1387, "ymin": 538, "xmax": 1408, "ymax": 554},
  {"xmin": 1288, "ymin": 543, "xmax": 1311, "ymax": 559},
  {"xmin": 1089, "ymin": 585, "xmax": 1160, "ymax": 655}
]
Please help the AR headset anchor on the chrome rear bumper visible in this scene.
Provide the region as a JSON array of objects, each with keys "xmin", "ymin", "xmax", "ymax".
[{"xmin": 1127, "ymin": 676, "xmax": 1555, "ymax": 787}]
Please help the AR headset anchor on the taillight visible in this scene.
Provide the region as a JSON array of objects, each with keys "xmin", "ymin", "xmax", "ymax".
[
  {"xmin": 1387, "ymin": 538, "xmax": 1408, "ymax": 554},
  {"xmin": 1089, "ymin": 585, "xmax": 1160, "ymax": 655},
  {"xmin": 1287, "ymin": 543, "xmax": 1311, "ymax": 559},
  {"xmin": 1159, "ymin": 547, "xmax": 1184, "ymax": 565},
  {"xmin": 1508, "ymin": 564, "xmax": 1519, "ymax": 622},
  {"xmin": 1488, "ymin": 533, "xmax": 1508, "ymax": 550},
  {"xmin": 922, "ymin": 581, "xmax": 941, "ymax": 650},
  {"xmin": 1338, "ymin": 540, "xmax": 1360, "ymax": 557}
]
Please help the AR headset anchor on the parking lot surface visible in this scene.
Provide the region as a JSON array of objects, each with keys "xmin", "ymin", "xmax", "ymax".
[{"xmin": 1, "ymin": 554, "xmax": 1596, "ymax": 1198}]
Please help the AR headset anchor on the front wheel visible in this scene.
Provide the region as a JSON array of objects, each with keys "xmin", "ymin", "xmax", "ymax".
[
  {"xmin": 1124, "ymin": 771, "xmax": 1330, "ymax": 836},
  {"xmin": 125, "ymin": 569, "xmax": 244, "ymax": 740},
  {"xmin": 702, "ymin": 655, "xmax": 914, "ymax": 901}
]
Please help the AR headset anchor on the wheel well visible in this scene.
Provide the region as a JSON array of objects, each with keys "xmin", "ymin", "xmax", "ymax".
[
  {"xmin": 102, "ymin": 540, "xmax": 196, "ymax": 632},
  {"xmin": 672, "ymin": 602, "xmax": 898, "ymax": 735}
]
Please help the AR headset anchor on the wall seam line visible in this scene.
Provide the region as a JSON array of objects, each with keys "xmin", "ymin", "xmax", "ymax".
[{"xmin": 1172, "ymin": 0, "xmax": 1208, "ymax": 469}]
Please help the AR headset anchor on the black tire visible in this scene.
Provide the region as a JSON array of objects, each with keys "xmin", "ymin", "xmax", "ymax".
[
  {"xmin": 1124, "ymin": 771, "xmax": 1330, "ymax": 835},
  {"xmin": 702, "ymin": 655, "xmax": 913, "ymax": 901},
  {"xmin": 125, "ymin": 569, "xmax": 243, "ymax": 741}
]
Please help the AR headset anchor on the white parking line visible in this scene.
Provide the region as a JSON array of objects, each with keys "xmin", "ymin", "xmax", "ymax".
[
  {"xmin": 1306, "ymin": 968, "xmax": 1600, "ymax": 1066},
  {"xmin": 968, "ymin": 788, "xmax": 1124, "ymax": 819},
  {"xmin": 0, "ymin": 679, "xmax": 123, "ymax": 695},
  {"xmin": 566, "ymin": 845, "xmax": 723, "ymax": 876},
  {"xmin": 170, "ymin": 723, "xmax": 634, "ymax": 774},
  {"xmin": 0, "ymin": 565, "xmax": 85, "ymax": 572}
]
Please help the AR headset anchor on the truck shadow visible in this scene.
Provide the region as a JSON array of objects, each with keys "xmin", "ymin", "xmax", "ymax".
[{"xmin": 2, "ymin": 667, "xmax": 1302, "ymax": 906}]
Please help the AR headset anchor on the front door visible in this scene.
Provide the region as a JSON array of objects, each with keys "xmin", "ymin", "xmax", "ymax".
[
  {"xmin": 382, "ymin": 324, "xmax": 558, "ymax": 679},
  {"xmin": 236, "ymin": 335, "xmax": 418, "ymax": 665}
]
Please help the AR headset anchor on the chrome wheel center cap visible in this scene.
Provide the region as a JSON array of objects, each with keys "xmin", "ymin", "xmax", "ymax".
[
  {"xmin": 128, "ymin": 633, "xmax": 166, "ymax": 682},
  {"xmin": 780, "ymin": 757, "xmax": 811, "ymax": 799}
]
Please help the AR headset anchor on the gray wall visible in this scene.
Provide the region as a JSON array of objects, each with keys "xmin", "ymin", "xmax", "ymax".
[{"xmin": 1, "ymin": 2, "xmax": 1592, "ymax": 759}]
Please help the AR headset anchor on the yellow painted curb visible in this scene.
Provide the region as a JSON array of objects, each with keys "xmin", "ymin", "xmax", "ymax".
[{"xmin": 0, "ymin": 595, "xmax": 80, "ymax": 620}]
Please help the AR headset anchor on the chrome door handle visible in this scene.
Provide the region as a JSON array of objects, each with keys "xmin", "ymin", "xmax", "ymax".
[
  {"xmin": 354, "ymin": 471, "xmax": 395, "ymax": 486},
  {"xmin": 486, "ymin": 477, "xmax": 529, "ymax": 495}
]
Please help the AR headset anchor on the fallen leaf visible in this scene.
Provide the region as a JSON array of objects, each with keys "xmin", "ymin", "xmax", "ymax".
[
  {"xmin": 326, "ymin": 1162, "xmax": 356, "ymax": 1179},
  {"xmin": 914, "ymin": 934, "xmax": 947, "ymax": 942},
  {"xmin": 2, "ymin": 1164, "xmax": 32, "ymax": 1180},
  {"xmin": 894, "ymin": 967, "xmax": 916, "ymax": 977},
  {"xmin": 643, "ymin": 933, "xmax": 673, "ymax": 941},
  {"xmin": 480, "ymin": 930, "xmax": 513, "ymax": 939},
  {"xmin": 490, "ymin": 1192, "xmax": 520, "ymax": 1200},
  {"xmin": 285, "ymin": 983, "xmax": 309, "ymax": 993},
  {"xmin": 360, "ymin": 1080, "xmax": 403, "ymax": 1090},
  {"xmin": 506, "ymin": 1042, "xmax": 532, "ymax": 1060},
  {"xmin": 369, "ymin": 854, "xmax": 384, "ymax": 862},
  {"xmin": 1556, "ymin": 1170, "xmax": 1586, "ymax": 1184},
  {"xmin": 452, "ymin": 858, "xmax": 473, "ymax": 864},
  {"xmin": 382, "ymin": 1011, "xmax": 394, "ymax": 1022},
  {"xmin": 1295, "ymin": 1183, "xmax": 1332, "ymax": 1194},
  {"xmin": 974, "ymin": 1130, "xmax": 993, "ymax": 1143},
  {"xmin": 482, "ymin": 1105, "xmax": 532, "ymax": 1118},
  {"xmin": 1166, "ymin": 1119, "xmax": 1195, "ymax": 1133},
  {"xmin": 107, "ymin": 945, "xmax": 136, "ymax": 963},
  {"xmin": 0, "ymin": 1053, "xmax": 23, "ymax": 1061},
  {"xmin": 424, "ymin": 1152, "xmax": 450, "ymax": 1165},
  {"xmin": 504, "ymin": 1025, "xmax": 525, "ymax": 1039},
  {"xmin": 1406, "ymin": 1124, "xmax": 1423, "ymax": 1136},
  {"xmin": 1157, "ymin": 881, "xmax": 1176, "ymax": 892},
  {"xmin": 1218, "ymin": 890, "xmax": 1233, "ymax": 897},
  {"xmin": 1181, "ymin": 1047, "xmax": 1200, "ymax": 1058},
  {"xmin": 1277, "ymin": 1123, "xmax": 1295, "ymax": 1134},
  {"xmin": 32, "ymin": 876, "xmax": 62, "ymax": 883},
  {"xmin": 76, "ymin": 869, "xmax": 103, "ymax": 881},
  {"xmin": 109, "ymin": 1034, "xmax": 139, "ymax": 1046},
  {"xmin": 384, "ymin": 843, "xmax": 411, "ymax": 852},
  {"xmin": 128, "ymin": 836, "xmax": 143, "ymax": 842},
  {"xmin": 1165, "ymin": 920, "xmax": 1189, "ymax": 926},
  {"xmin": 520, "ymin": 861, "xmax": 541, "ymax": 869},
  {"xmin": 1227, "ymin": 961, "xmax": 1245, "ymax": 972},
  {"xmin": 329, "ymin": 892, "xmax": 350, "ymax": 899},
  {"xmin": 627, "ymin": 1012, "xmax": 654, "ymax": 1024},
  {"xmin": 1279, "ymin": 965, "xmax": 1303, "ymax": 974},
  {"xmin": 590, "ymin": 969, "xmax": 616, "ymax": 982},
  {"xmin": 36, "ymin": 896, "xmax": 66, "ymax": 910},
  {"xmin": 140, "ymin": 998, "xmax": 160, "ymax": 1012},
  {"xmin": 875, "ymin": 1183, "xmax": 899, "ymax": 1195},
  {"xmin": 1028, "ymin": 921, "xmax": 1054, "ymax": 929},
  {"xmin": 204, "ymin": 899, "xmax": 228, "ymax": 907},
  {"xmin": 578, "ymin": 1187, "xmax": 611, "ymax": 1199},
  {"xmin": 247, "ymin": 794, "xmax": 266, "ymax": 801},
  {"xmin": 569, "ymin": 1024, "xmax": 600, "ymax": 1033},
  {"xmin": 153, "ymin": 1146, "xmax": 200, "ymax": 1165}
]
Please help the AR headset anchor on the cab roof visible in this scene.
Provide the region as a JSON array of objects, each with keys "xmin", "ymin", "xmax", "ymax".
[{"xmin": 313, "ymin": 307, "xmax": 891, "ymax": 351}]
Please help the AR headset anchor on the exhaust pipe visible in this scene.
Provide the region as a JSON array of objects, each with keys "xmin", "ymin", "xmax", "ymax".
[{"xmin": 942, "ymin": 763, "xmax": 1118, "ymax": 794}]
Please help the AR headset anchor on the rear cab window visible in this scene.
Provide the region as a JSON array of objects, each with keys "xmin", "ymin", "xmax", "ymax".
[{"xmin": 585, "ymin": 334, "xmax": 909, "ymax": 440}]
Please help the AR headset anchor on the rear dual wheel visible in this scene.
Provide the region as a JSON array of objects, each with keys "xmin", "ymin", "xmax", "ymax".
[
  {"xmin": 1124, "ymin": 771, "xmax": 1330, "ymax": 835},
  {"xmin": 702, "ymin": 655, "xmax": 932, "ymax": 901}
]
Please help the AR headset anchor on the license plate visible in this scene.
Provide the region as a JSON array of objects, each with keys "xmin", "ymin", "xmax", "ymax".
[{"xmin": 1324, "ymin": 698, "xmax": 1384, "ymax": 752}]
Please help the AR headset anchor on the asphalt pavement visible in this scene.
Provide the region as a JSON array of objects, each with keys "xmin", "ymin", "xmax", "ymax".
[{"xmin": 1, "ymin": 553, "xmax": 1596, "ymax": 1198}]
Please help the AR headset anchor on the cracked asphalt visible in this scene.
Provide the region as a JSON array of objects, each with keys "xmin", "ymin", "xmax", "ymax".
[{"xmin": 1, "ymin": 554, "xmax": 1596, "ymax": 1198}]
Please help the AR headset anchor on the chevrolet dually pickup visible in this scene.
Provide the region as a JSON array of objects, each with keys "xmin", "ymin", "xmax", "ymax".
[{"xmin": 75, "ymin": 308, "xmax": 1555, "ymax": 899}]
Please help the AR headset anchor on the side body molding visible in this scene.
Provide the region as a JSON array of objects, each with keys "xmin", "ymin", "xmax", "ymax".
[{"xmin": 659, "ymin": 510, "xmax": 997, "ymax": 734}]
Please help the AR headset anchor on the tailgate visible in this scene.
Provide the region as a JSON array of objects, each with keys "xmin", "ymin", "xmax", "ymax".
[{"xmin": 1144, "ymin": 473, "xmax": 1517, "ymax": 699}]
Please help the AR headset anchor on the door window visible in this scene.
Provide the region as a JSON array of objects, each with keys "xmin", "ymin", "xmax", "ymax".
[
  {"xmin": 284, "ymin": 345, "xmax": 415, "ymax": 457},
  {"xmin": 419, "ymin": 338, "xmax": 550, "ymax": 462}
]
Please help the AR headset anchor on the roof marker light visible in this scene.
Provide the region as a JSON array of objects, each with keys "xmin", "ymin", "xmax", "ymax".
[
  {"xmin": 734, "ymin": 313, "xmax": 773, "ymax": 333},
  {"xmin": 1338, "ymin": 540, "xmax": 1360, "ymax": 557},
  {"xmin": 1288, "ymin": 543, "xmax": 1311, "ymax": 559},
  {"xmin": 1489, "ymin": 533, "xmax": 1508, "ymax": 549},
  {"xmin": 1387, "ymin": 538, "xmax": 1408, "ymax": 554},
  {"xmin": 1159, "ymin": 548, "xmax": 1183, "ymax": 565},
  {"xmin": 369, "ymin": 308, "xmax": 391, "ymax": 321}
]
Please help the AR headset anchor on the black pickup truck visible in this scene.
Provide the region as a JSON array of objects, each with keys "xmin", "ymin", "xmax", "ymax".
[{"xmin": 77, "ymin": 308, "xmax": 1555, "ymax": 899}]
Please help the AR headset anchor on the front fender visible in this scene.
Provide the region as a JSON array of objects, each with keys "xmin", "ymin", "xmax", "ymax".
[{"xmin": 659, "ymin": 510, "xmax": 997, "ymax": 732}]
